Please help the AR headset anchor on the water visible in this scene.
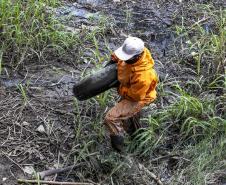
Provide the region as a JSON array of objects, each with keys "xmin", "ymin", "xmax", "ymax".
[
  {"xmin": 55, "ymin": 4, "xmax": 100, "ymax": 20},
  {"xmin": 76, "ymin": 0, "xmax": 106, "ymax": 6}
]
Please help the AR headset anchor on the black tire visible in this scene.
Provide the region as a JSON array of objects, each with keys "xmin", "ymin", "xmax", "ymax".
[{"xmin": 73, "ymin": 63, "xmax": 119, "ymax": 101}]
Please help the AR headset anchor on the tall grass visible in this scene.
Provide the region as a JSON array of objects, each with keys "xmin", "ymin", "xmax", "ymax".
[
  {"xmin": 175, "ymin": 4, "xmax": 226, "ymax": 86},
  {"xmin": 126, "ymin": 79, "xmax": 225, "ymax": 184},
  {"xmin": 171, "ymin": 136, "xmax": 226, "ymax": 185},
  {"xmin": 0, "ymin": 0, "xmax": 77, "ymax": 67},
  {"xmin": 1, "ymin": 1, "xmax": 224, "ymax": 184},
  {"xmin": 126, "ymin": 3, "xmax": 226, "ymax": 184},
  {"xmin": 17, "ymin": 83, "xmax": 28, "ymax": 105},
  {"xmin": 129, "ymin": 86, "xmax": 225, "ymax": 154},
  {"xmin": 0, "ymin": 50, "xmax": 3, "ymax": 75}
]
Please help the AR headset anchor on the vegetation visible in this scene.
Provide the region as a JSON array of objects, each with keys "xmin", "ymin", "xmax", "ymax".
[
  {"xmin": 129, "ymin": 3, "xmax": 226, "ymax": 184},
  {"xmin": 0, "ymin": 1, "xmax": 225, "ymax": 185},
  {"xmin": 0, "ymin": 0, "xmax": 111, "ymax": 68}
]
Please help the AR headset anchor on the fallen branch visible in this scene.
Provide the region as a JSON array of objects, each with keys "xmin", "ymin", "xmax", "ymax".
[
  {"xmin": 138, "ymin": 163, "xmax": 163, "ymax": 185},
  {"xmin": 38, "ymin": 163, "xmax": 85, "ymax": 179},
  {"xmin": 17, "ymin": 179, "xmax": 93, "ymax": 185}
]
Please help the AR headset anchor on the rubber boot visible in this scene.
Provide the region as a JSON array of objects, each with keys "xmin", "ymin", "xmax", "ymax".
[
  {"xmin": 125, "ymin": 113, "xmax": 141, "ymax": 137},
  {"xmin": 110, "ymin": 135, "xmax": 124, "ymax": 152}
]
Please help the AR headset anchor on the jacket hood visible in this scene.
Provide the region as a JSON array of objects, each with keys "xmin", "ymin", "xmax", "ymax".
[{"xmin": 131, "ymin": 47, "xmax": 155, "ymax": 72}]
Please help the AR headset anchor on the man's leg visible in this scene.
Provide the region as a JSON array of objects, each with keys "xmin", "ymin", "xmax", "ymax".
[
  {"xmin": 123, "ymin": 112, "xmax": 141, "ymax": 136},
  {"xmin": 104, "ymin": 99, "xmax": 146, "ymax": 152}
]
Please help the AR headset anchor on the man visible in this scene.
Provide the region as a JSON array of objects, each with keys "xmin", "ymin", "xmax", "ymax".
[{"xmin": 104, "ymin": 37, "xmax": 158, "ymax": 152}]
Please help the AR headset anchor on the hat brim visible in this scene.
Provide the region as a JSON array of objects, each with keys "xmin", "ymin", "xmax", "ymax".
[{"xmin": 114, "ymin": 46, "xmax": 135, "ymax": 61}]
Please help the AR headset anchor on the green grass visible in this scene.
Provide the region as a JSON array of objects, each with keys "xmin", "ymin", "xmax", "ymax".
[
  {"xmin": 129, "ymin": 85, "xmax": 225, "ymax": 148},
  {"xmin": 174, "ymin": 4, "xmax": 226, "ymax": 81},
  {"xmin": 0, "ymin": 0, "xmax": 78, "ymax": 67},
  {"xmin": 128, "ymin": 4, "xmax": 226, "ymax": 180},
  {"xmin": 1, "ymin": 1, "xmax": 225, "ymax": 184},
  {"xmin": 172, "ymin": 136, "xmax": 226, "ymax": 185},
  {"xmin": 0, "ymin": 50, "xmax": 3, "ymax": 75},
  {"xmin": 0, "ymin": 0, "xmax": 112, "ymax": 71},
  {"xmin": 17, "ymin": 83, "xmax": 28, "ymax": 105},
  {"xmin": 126, "ymin": 82, "xmax": 225, "ymax": 183}
]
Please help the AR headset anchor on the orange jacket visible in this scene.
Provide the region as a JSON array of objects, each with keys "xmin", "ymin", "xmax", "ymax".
[{"xmin": 111, "ymin": 47, "xmax": 158, "ymax": 103}]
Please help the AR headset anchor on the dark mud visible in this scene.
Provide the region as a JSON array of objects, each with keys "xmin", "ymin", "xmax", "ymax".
[{"xmin": 0, "ymin": 0, "xmax": 225, "ymax": 185}]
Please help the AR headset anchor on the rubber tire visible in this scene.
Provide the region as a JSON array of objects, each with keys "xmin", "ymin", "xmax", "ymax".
[{"xmin": 73, "ymin": 63, "xmax": 119, "ymax": 101}]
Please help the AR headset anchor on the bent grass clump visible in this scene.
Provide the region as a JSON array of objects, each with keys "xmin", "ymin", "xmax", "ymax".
[{"xmin": 129, "ymin": 84, "xmax": 225, "ymax": 183}]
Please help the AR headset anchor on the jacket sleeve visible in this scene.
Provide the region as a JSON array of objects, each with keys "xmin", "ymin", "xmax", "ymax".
[
  {"xmin": 103, "ymin": 53, "xmax": 119, "ymax": 67},
  {"xmin": 111, "ymin": 53, "xmax": 120, "ymax": 63},
  {"xmin": 123, "ymin": 72, "xmax": 151, "ymax": 101}
]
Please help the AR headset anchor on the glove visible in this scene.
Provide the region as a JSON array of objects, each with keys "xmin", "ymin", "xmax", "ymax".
[{"xmin": 103, "ymin": 60, "xmax": 116, "ymax": 68}]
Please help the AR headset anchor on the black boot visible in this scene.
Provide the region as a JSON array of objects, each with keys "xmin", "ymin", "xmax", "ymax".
[
  {"xmin": 110, "ymin": 135, "xmax": 124, "ymax": 152},
  {"xmin": 125, "ymin": 113, "xmax": 142, "ymax": 137}
]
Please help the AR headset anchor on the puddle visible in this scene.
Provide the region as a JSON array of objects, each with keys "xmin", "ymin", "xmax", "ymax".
[
  {"xmin": 55, "ymin": 5, "xmax": 100, "ymax": 20},
  {"xmin": 76, "ymin": 0, "xmax": 107, "ymax": 6},
  {"xmin": 0, "ymin": 70, "xmax": 76, "ymax": 100},
  {"xmin": 56, "ymin": 6, "xmax": 90, "ymax": 18}
]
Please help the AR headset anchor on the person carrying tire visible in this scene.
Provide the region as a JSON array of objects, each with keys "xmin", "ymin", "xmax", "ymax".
[{"xmin": 104, "ymin": 37, "xmax": 158, "ymax": 152}]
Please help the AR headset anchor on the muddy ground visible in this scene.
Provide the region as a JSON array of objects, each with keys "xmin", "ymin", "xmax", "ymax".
[{"xmin": 0, "ymin": 0, "xmax": 225, "ymax": 185}]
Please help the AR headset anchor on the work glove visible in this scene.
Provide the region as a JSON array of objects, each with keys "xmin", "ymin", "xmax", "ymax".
[{"xmin": 103, "ymin": 60, "xmax": 116, "ymax": 68}]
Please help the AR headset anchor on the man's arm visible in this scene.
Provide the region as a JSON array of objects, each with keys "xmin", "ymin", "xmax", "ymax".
[
  {"xmin": 103, "ymin": 53, "xmax": 119, "ymax": 67},
  {"xmin": 119, "ymin": 72, "xmax": 150, "ymax": 101}
]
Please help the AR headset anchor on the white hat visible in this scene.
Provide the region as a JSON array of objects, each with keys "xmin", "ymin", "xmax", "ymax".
[{"xmin": 114, "ymin": 37, "xmax": 144, "ymax": 61}]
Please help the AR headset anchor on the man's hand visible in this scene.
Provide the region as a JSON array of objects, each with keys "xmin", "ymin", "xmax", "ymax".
[{"xmin": 103, "ymin": 60, "xmax": 115, "ymax": 67}]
